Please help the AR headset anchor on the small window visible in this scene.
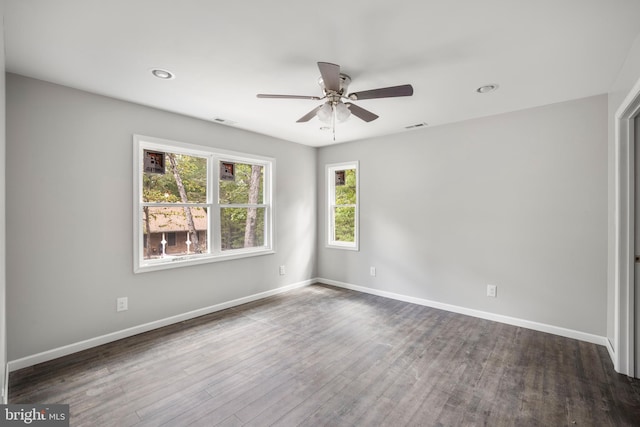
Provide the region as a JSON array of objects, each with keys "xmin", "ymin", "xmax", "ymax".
[
  {"xmin": 327, "ymin": 161, "xmax": 359, "ymax": 250},
  {"xmin": 134, "ymin": 135, "xmax": 274, "ymax": 273}
]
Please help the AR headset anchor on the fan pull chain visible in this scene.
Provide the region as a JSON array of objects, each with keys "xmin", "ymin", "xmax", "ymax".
[{"xmin": 332, "ymin": 104, "xmax": 336, "ymax": 141}]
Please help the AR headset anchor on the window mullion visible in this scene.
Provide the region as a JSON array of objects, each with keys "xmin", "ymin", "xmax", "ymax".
[
  {"xmin": 211, "ymin": 156, "xmax": 222, "ymax": 255},
  {"xmin": 219, "ymin": 204, "xmax": 268, "ymax": 209},
  {"xmin": 142, "ymin": 202, "xmax": 210, "ymax": 208}
]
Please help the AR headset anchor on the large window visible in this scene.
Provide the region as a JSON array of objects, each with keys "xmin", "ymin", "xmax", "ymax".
[
  {"xmin": 327, "ymin": 161, "xmax": 359, "ymax": 250},
  {"xmin": 134, "ymin": 135, "xmax": 274, "ymax": 273}
]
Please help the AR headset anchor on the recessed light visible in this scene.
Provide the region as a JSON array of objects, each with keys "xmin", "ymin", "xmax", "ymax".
[
  {"xmin": 151, "ymin": 68, "xmax": 175, "ymax": 80},
  {"xmin": 476, "ymin": 84, "xmax": 498, "ymax": 93}
]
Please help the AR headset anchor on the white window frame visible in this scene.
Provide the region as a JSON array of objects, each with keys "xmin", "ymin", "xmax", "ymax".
[
  {"xmin": 326, "ymin": 161, "xmax": 359, "ymax": 250},
  {"xmin": 133, "ymin": 135, "xmax": 275, "ymax": 273}
]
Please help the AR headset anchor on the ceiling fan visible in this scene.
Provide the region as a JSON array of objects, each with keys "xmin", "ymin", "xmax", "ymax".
[{"xmin": 257, "ymin": 62, "xmax": 413, "ymax": 138}]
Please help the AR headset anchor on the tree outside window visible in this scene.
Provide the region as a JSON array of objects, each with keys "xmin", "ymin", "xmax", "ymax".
[
  {"xmin": 134, "ymin": 135, "xmax": 274, "ymax": 273},
  {"xmin": 327, "ymin": 161, "xmax": 359, "ymax": 250}
]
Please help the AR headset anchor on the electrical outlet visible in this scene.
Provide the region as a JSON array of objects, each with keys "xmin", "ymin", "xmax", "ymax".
[
  {"xmin": 116, "ymin": 297, "xmax": 128, "ymax": 312},
  {"xmin": 486, "ymin": 284, "xmax": 497, "ymax": 298},
  {"xmin": 370, "ymin": 266, "xmax": 376, "ymax": 277},
  {"xmin": 279, "ymin": 265, "xmax": 286, "ymax": 275}
]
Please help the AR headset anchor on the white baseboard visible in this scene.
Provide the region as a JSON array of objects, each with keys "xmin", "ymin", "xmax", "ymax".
[
  {"xmin": 319, "ymin": 278, "xmax": 609, "ymax": 347},
  {"xmin": 2, "ymin": 364, "xmax": 7, "ymax": 404},
  {"xmin": 8, "ymin": 278, "xmax": 610, "ymax": 373},
  {"xmin": 8, "ymin": 279, "xmax": 314, "ymax": 372},
  {"xmin": 606, "ymin": 337, "xmax": 616, "ymax": 365}
]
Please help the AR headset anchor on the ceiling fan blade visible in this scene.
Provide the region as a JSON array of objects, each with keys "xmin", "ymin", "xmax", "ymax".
[
  {"xmin": 257, "ymin": 94, "xmax": 322, "ymax": 100},
  {"xmin": 296, "ymin": 105, "xmax": 324, "ymax": 123},
  {"xmin": 348, "ymin": 84, "xmax": 414, "ymax": 100},
  {"xmin": 345, "ymin": 102, "xmax": 379, "ymax": 122},
  {"xmin": 317, "ymin": 62, "xmax": 341, "ymax": 92}
]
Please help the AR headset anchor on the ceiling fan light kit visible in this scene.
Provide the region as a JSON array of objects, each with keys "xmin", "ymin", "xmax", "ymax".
[
  {"xmin": 257, "ymin": 62, "xmax": 414, "ymax": 138},
  {"xmin": 334, "ymin": 102, "xmax": 351, "ymax": 122},
  {"xmin": 316, "ymin": 103, "xmax": 334, "ymax": 123}
]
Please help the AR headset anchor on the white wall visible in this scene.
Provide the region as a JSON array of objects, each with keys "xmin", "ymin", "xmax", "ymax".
[
  {"xmin": 317, "ymin": 95, "xmax": 608, "ymax": 337},
  {"xmin": 1, "ymin": 0, "xmax": 8, "ymax": 403},
  {"xmin": 5, "ymin": 74, "xmax": 317, "ymax": 362}
]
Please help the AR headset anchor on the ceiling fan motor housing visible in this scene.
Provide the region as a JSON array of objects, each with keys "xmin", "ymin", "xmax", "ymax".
[{"xmin": 318, "ymin": 73, "xmax": 351, "ymax": 97}]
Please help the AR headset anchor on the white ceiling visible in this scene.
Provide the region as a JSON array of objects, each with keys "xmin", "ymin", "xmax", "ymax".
[{"xmin": 5, "ymin": 0, "xmax": 640, "ymax": 147}]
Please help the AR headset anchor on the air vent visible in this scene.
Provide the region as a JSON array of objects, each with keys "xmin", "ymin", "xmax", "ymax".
[
  {"xmin": 212, "ymin": 117, "xmax": 237, "ymax": 125},
  {"xmin": 405, "ymin": 122, "xmax": 428, "ymax": 129}
]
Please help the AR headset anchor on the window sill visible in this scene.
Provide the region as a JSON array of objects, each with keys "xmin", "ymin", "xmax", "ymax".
[
  {"xmin": 134, "ymin": 248, "xmax": 275, "ymax": 274},
  {"xmin": 326, "ymin": 243, "xmax": 359, "ymax": 251}
]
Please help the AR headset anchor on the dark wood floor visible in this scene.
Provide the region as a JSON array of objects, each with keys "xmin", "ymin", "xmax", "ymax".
[{"xmin": 9, "ymin": 284, "xmax": 640, "ymax": 426}]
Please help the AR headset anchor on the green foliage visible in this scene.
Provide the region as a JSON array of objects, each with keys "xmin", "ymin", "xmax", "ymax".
[
  {"xmin": 143, "ymin": 153, "xmax": 207, "ymax": 203},
  {"xmin": 142, "ymin": 155, "xmax": 265, "ymax": 252},
  {"xmin": 335, "ymin": 169, "xmax": 356, "ymax": 204},
  {"xmin": 219, "ymin": 163, "xmax": 264, "ymax": 204},
  {"xmin": 219, "ymin": 163, "xmax": 264, "ymax": 250},
  {"xmin": 334, "ymin": 169, "xmax": 356, "ymax": 242},
  {"xmin": 221, "ymin": 208, "xmax": 265, "ymax": 250}
]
